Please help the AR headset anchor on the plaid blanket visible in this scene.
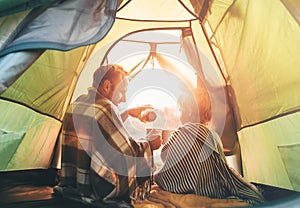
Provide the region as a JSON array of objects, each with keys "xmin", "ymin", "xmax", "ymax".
[{"xmin": 54, "ymin": 87, "xmax": 153, "ymax": 206}]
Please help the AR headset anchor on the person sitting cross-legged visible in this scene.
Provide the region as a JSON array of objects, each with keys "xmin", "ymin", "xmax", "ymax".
[
  {"xmin": 154, "ymin": 89, "xmax": 265, "ymax": 205},
  {"xmin": 54, "ymin": 64, "xmax": 162, "ymax": 207}
]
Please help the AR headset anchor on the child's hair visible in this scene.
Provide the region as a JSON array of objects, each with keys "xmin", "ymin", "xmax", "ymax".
[{"xmin": 178, "ymin": 88, "xmax": 211, "ymax": 124}]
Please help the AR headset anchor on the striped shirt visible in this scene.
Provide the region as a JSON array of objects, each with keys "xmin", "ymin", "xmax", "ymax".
[
  {"xmin": 154, "ymin": 122, "xmax": 265, "ymax": 205},
  {"xmin": 55, "ymin": 87, "xmax": 153, "ymax": 205}
]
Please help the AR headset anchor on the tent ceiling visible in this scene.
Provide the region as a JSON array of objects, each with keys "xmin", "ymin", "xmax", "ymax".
[
  {"xmin": 122, "ymin": 30, "xmax": 182, "ymax": 43},
  {"xmin": 117, "ymin": 0, "xmax": 198, "ymax": 21}
]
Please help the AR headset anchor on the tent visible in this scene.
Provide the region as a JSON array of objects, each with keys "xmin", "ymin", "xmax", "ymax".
[{"xmin": 0, "ymin": 0, "xmax": 300, "ymax": 206}]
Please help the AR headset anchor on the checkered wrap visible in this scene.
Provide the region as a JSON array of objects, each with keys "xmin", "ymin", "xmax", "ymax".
[{"xmin": 56, "ymin": 88, "xmax": 153, "ymax": 205}]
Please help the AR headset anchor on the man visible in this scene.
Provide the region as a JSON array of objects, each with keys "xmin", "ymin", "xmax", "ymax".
[{"xmin": 54, "ymin": 64, "xmax": 161, "ymax": 207}]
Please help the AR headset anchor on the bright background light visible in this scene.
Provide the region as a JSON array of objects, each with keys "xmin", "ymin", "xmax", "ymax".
[
  {"xmin": 128, "ymin": 88, "xmax": 178, "ymax": 110},
  {"xmin": 119, "ymin": 64, "xmax": 185, "ymax": 140}
]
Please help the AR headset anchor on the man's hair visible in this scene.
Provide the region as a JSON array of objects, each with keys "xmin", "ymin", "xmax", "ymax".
[{"xmin": 92, "ymin": 64, "xmax": 127, "ymax": 88}]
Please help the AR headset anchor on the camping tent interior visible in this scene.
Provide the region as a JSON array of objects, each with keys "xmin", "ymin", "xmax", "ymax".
[{"xmin": 0, "ymin": 0, "xmax": 300, "ymax": 207}]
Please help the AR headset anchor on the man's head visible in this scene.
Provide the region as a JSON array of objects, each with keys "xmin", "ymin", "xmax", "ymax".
[{"xmin": 93, "ymin": 64, "xmax": 128, "ymax": 105}]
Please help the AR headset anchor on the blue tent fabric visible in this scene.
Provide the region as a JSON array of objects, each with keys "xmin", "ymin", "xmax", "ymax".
[
  {"xmin": 0, "ymin": 0, "xmax": 58, "ymax": 17},
  {"xmin": 0, "ymin": 0, "xmax": 119, "ymax": 57}
]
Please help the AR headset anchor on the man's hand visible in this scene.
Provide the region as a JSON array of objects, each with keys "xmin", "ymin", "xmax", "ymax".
[
  {"xmin": 122, "ymin": 105, "xmax": 156, "ymax": 122},
  {"xmin": 146, "ymin": 134, "xmax": 162, "ymax": 150}
]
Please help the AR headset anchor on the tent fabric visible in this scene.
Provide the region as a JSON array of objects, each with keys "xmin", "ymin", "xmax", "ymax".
[
  {"xmin": 204, "ymin": 0, "xmax": 300, "ymax": 190},
  {"xmin": 181, "ymin": 29, "xmax": 238, "ymax": 151},
  {"xmin": 0, "ymin": 46, "xmax": 94, "ymax": 170},
  {"xmin": 0, "ymin": 10, "xmax": 30, "ymax": 50},
  {"xmin": 0, "ymin": 0, "xmax": 119, "ymax": 94},
  {"xmin": 0, "ymin": 0, "xmax": 119, "ymax": 56},
  {"xmin": 281, "ymin": 0, "xmax": 300, "ymax": 25},
  {"xmin": 0, "ymin": 0, "xmax": 58, "ymax": 17},
  {"xmin": 238, "ymin": 111, "xmax": 300, "ymax": 191},
  {"xmin": 1, "ymin": 47, "xmax": 90, "ymax": 120},
  {"xmin": 117, "ymin": 0, "xmax": 198, "ymax": 21},
  {"xmin": 0, "ymin": 99, "xmax": 61, "ymax": 170},
  {"xmin": 207, "ymin": 0, "xmax": 300, "ymax": 129},
  {"xmin": 0, "ymin": 50, "xmax": 43, "ymax": 93}
]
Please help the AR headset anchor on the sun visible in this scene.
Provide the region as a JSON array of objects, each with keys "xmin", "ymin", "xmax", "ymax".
[{"xmin": 123, "ymin": 65, "xmax": 194, "ymax": 107}]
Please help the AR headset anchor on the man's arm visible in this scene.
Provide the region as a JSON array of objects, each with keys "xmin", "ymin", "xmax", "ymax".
[{"xmin": 120, "ymin": 105, "xmax": 155, "ymax": 122}]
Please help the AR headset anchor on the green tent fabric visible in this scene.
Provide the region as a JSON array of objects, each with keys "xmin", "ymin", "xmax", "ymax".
[
  {"xmin": 0, "ymin": 99, "xmax": 61, "ymax": 170},
  {"xmin": 210, "ymin": 0, "xmax": 300, "ymax": 190},
  {"xmin": 0, "ymin": 0, "xmax": 300, "ymax": 196}
]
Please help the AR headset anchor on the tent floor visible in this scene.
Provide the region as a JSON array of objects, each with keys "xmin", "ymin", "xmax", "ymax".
[{"xmin": 0, "ymin": 169, "xmax": 299, "ymax": 208}]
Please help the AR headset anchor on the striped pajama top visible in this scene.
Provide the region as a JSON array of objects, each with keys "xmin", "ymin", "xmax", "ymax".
[{"xmin": 154, "ymin": 122, "xmax": 265, "ymax": 205}]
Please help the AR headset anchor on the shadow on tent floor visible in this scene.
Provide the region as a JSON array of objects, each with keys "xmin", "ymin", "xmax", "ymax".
[
  {"xmin": 0, "ymin": 169, "xmax": 299, "ymax": 208},
  {"xmin": 0, "ymin": 169, "xmax": 96, "ymax": 208}
]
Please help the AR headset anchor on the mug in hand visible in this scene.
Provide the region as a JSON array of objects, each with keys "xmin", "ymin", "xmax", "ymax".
[
  {"xmin": 146, "ymin": 132, "xmax": 162, "ymax": 150},
  {"xmin": 142, "ymin": 109, "xmax": 157, "ymax": 122}
]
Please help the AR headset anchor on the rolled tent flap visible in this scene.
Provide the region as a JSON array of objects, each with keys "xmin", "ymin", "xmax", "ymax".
[{"xmin": 180, "ymin": 28, "xmax": 238, "ymax": 152}]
